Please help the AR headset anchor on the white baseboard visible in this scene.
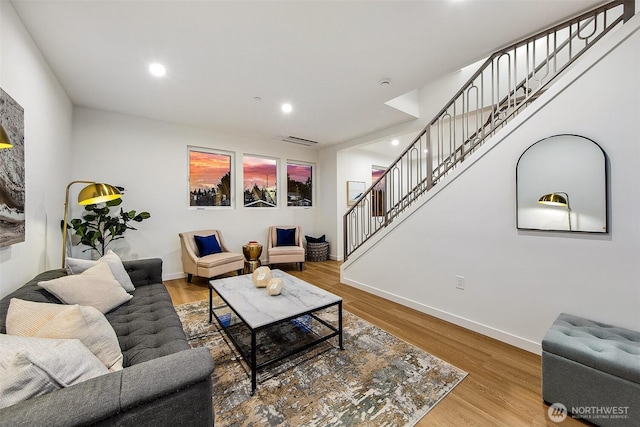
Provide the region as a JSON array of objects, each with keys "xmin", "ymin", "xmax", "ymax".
[
  {"xmin": 163, "ymin": 272, "xmax": 186, "ymax": 281},
  {"xmin": 341, "ymin": 277, "xmax": 541, "ymax": 355}
]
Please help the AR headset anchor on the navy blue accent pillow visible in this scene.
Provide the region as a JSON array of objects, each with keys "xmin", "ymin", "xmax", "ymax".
[
  {"xmin": 276, "ymin": 228, "xmax": 296, "ymax": 246},
  {"xmin": 305, "ymin": 235, "xmax": 326, "ymax": 244},
  {"xmin": 194, "ymin": 234, "xmax": 223, "ymax": 256}
]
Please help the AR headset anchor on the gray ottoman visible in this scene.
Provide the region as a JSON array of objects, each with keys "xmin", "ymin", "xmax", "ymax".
[{"xmin": 542, "ymin": 313, "xmax": 640, "ymax": 426}]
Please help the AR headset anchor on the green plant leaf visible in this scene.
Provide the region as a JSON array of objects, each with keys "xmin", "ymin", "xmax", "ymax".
[{"xmin": 68, "ymin": 199, "xmax": 150, "ymax": 254}]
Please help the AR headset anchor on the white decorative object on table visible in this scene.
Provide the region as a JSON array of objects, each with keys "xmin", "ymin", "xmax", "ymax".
[
  {"xmin": 267, "ymin": 278, "xmax": 284, "ymax": 296},
  {"xmin": 212, "ymin": 269, "xmax": 341, "ymax": 328},
  {"xmin": 251, "ymin": 266, "xmax": 272, "ymax": 288}
]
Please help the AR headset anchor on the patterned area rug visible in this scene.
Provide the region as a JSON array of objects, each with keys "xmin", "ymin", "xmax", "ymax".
[{"xmin": 176, "ymin": 300, "xmax": 466, "ymax": 427}]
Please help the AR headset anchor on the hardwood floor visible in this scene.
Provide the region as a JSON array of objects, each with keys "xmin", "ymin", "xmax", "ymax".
[{"xmin": 165, "ymin": 261, "xmax": 586, "ymax": 426}]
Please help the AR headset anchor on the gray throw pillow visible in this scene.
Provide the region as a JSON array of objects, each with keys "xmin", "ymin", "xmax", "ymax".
[
  {"xmin": 0, "ymin": 335, "xmax": 108, "ymax": 409},
  {"xmin": 65, "ymin": 250, "xmax": 135, "ymax": 292}
]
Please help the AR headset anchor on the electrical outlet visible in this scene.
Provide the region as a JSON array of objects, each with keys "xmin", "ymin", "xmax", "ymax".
[{"xmin": 456, "ymin": 275, "xmax": 465, "ymax": 290}]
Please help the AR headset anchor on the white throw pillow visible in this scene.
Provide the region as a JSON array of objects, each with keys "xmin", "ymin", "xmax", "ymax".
[
  {"xmin": 6, "ymin": 299, "xmax": 123, "ymax": 371},
  {"xmin": 65, "ymin": 250, "xmax": 135, "ymax": 292},
  {"xmin": 0, "ymin": 335, "xmax": 108, "ymax": 409},
  {"xmin": 39, "ymin": 262, "xmax": 132, "ymax": 314},
  {"xmin": 4, "ymin": 298, "xmax": 67, "ymax": 337}
]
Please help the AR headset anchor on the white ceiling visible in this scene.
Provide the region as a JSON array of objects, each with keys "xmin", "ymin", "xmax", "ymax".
[{"xmin": 10, "ymin": 0, "xmax": 604, "ymax": 148}]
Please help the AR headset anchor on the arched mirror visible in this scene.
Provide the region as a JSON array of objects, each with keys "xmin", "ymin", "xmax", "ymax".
[{"xmin": 516, "ymin": 134, "xmax": 607, "ymax": 233}]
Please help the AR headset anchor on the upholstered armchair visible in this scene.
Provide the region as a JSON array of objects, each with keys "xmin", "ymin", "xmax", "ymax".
[
  {"xmin": 267, "ymin": 226, "xmax": 305, "ymax": 271},
  {"xmin": 178, "ymin": 229, "xmax": 244, "ymax": 282}
]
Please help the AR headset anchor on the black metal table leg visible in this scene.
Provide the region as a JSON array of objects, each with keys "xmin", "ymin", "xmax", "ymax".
[
  {"xmin": 338, "ymin": 301, "xmax": 344, "ymax": 350},
  {"xmin": 251, "ymin": 330, "xmax": 257, "ymax": 395},
  {"xmin": 209, "ymin": 286, "xmax": 213, "ymax": 323}
]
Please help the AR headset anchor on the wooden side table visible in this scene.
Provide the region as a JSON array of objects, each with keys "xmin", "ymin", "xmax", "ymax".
[{"xmin": 242, "ymin": 243, "xmax": 262, "ymax": 273}]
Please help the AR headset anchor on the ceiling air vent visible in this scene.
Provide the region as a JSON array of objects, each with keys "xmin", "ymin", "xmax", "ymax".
[{"xmin": 281, "ymin": 136, "xmax": 319, "ymax": 146}]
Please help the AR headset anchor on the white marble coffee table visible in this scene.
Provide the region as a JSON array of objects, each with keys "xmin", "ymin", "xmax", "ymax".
[{"xmin": 209, "ymin": 269, "xmax": 343, "ymax": 394}]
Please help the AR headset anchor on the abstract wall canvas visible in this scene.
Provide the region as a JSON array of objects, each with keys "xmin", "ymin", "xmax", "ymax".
[{"xmin": 0, "ymin": 88, "xmax": 25, "ymax": 247}]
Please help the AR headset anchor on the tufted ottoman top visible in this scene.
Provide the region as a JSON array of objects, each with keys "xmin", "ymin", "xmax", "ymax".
[{"xmin": 542, "ymin": 313, "xmax": 640, "ymax": 384}]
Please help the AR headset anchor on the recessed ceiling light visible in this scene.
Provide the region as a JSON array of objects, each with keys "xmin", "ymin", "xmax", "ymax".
[
  {"xmin": 281, "ymin": 103, "xmax": 293, "ymax": 113},
  {"xmin": 391, "ymin": 139, "xmax": 399, "ymax": 146},
  {"xmin": 380, "ymin": 78, "xmax": 392, "ymax": 86},
  {"xmin": 254, "ymin": 96, "xmax": 262, "ymax": 101},
  {"xmin": 149, "ymin": 63, "xmax": 166, "ymax": 77}
]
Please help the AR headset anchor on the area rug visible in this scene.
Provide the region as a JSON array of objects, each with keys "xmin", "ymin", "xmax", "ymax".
[{"xmin": 176, "ymin": 300, "xmax": 466, "ymax": 427}]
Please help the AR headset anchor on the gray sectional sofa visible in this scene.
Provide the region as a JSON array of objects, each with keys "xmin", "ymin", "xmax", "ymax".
[{"xmin": 0, "ymin": 258, "xmax": 214, "ymax": 426}]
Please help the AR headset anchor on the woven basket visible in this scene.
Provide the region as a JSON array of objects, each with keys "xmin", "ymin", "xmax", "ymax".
[{"xmin": 306, "ymin": 241, "xmax": 329, "ymax": 262}]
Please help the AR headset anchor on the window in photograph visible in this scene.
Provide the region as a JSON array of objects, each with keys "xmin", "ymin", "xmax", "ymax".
[
  {"xmin": 287, "ymin": 161, "xmax": 313, "ymax": 207},
  {"xmin": 188, "ymin": 147, "xmax": 233, "ymax": 208},
  {"xmin": 243, "ymin": 155, "xmax": 277, "ymax": 207}
]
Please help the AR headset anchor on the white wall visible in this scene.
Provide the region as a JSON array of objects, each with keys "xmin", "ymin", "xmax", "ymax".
[
  {"xmin": 322, "ymin": 52, "xmax": 486, "ymax": 261},
  {"xmin": 315, "ymin": 144, "xmax": 339, "ymax": 259},
  {"xmin": 0, "ymin": 0, "xmax": 73, "ymax": 298},
  {"xmin": 70, "ymin": 107, "xmax": 320, "ymax": 279},
  {"xmin": 335, "ymin": 148, "xmax": 396, "ymax": 260},
  {"xmin": 342, "ymin": 15, "xmax": 640, "ymax": 353}
]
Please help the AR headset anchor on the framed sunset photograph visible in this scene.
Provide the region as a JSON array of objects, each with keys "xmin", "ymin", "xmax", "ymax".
[
  {"xmin": 243, "ymin": 154, "xmax": 277, "ymax": 208},
  {"xmin": 188, "ymin": 147, "xmax": 233, "ymax": 208},
  {"xmin": 287, "ymin": 161, "xmax": 313, "ymax": 207}
]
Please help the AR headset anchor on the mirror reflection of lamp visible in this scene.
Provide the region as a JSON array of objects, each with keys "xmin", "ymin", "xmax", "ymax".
[
  {"xmin": 538, "ymin": 192, "xmax": 572, "ymax": 231},
  {"xmin": 0, "ymin": 124, "xmax": 12, "ymax": 148}
]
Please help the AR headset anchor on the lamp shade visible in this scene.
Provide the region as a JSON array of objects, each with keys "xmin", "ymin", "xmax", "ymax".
[
  {"xmin": 538, "ymin": 193, "xmax": 568, "ymax": 206},
  {"xmin": 0, "ymin": 124, "xmax": 12, "ymax": 148},
  {"xmin": 77, "ymin": 183, "xmax": 122, "ymax": 205}
]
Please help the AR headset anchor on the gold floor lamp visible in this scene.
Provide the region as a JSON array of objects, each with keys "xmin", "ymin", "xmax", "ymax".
[
  {"xmin": 61, "ymin": 181, "xmax": 122, "ymax": 267},
  {"xmin": 538, "ymin": 192, "xmax": 572, "ymax": 231}
]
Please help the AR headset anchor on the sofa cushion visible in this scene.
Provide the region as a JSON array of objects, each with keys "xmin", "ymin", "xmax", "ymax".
[
  {"xmin": 39, "ymin": 262, "xmax": 133, "ymax": 314},
  {"xmin": 5, "ymin": 298, "xmax": 69, "ymax": 336},
  {"xmin": 197, "ymin": 251, "xmax": 244, "ymax": 268},
  {"xmin": 269, "ymin": 246, "xmax": 304, "ymax": 256},
  {"xmin": 194, "ymin": 234, "xmax": 222, "ymax": 256},
  {"xmin": 66, "ymin": 250, "xmax": 135, "ymax": 292},
  {"xmin": 6, "ymin": 299, "xmax": 123, "ymax": 371},
  {"xmin": 305, "ymin": 234, "xmax": 326, "ymax": 243},
  {"xmin": 276, "ymin": 228, "xmax": 296, "ymax": 246},
  {"xmin": 106, "ymin": 283, "xmax": 189, "ymax": 367},
  {"xmin": 0, "ymin": 335, "xmax": 108, "ymax": 409},
  {"xmin": 1, "ymin": 270, "xmax": 68, "ymax": 334}
]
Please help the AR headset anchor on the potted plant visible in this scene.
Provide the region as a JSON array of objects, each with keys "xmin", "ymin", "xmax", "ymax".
[{"xmin": 68, "ymin": 197, "xmax": 150, "ymax": 257}]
